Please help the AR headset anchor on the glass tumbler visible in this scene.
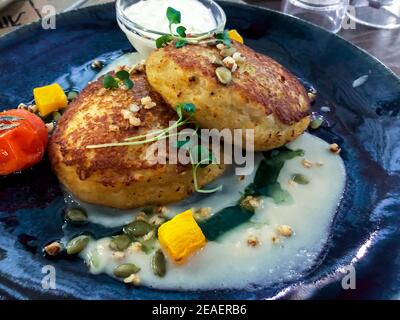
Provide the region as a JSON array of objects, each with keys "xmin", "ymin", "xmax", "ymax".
[{"xmin": 282, "ymin": 0, "xmax": 347, "ymax": 33}]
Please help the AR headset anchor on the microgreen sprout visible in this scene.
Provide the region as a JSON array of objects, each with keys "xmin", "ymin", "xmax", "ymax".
[
  {"xmin": 103, "ymin": 70, "xmax": 134, "ymax": 90},
  {"xmin": 155, "ymin": 7, "xmax": 230, "ymax": 49},
  {"xmin": 86, "ymin": 101, "xmax": 221, "ymax": 194}
]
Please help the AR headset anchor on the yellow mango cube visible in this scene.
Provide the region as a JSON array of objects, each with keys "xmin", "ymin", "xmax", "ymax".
[
  {"xmin": 228, "ymin": 29, "xmax": 244, "ymax": 44},
  {"xmin": 158, "ymin": 209, "xmax": 206, "ymax": 264},
  {"xmin": 33, "ymin": 83, "xmax": 68, "ymax": 117}
]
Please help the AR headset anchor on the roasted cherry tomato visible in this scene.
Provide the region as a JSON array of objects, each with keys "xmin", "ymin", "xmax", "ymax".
[{"xmin": 0, "ymin": 109, "xmax": 48, "ymax": 175}]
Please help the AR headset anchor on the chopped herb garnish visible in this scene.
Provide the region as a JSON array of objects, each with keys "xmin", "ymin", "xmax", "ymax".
[
  {"xmin": 175, "ymin": 39, "xmax": 188, "ymax": 48},
  {"xmin": 115, "ymin": 70, "xmax": 130, "ymax": 80},
  {"xmin": 123, "ymin": 78, "xmax": 134, "ymax": 90},
  {"xmin": 103, "ymin": 72, "xmax": 134, "ymax": 90},
  {"xmin": 166, "ymin": 7, "xmax": 181, "ymax": 25},
  {"xmin": 176, "ymin": 26, "xmax": 187, "ymax": 37},
  {"xmin": 103, "ymin": 74, "xmax": 119, "ymax": 89},
  {"xmin": 156, "ymin": 34, "xmax": 173, "ymax": 48},
  {"xmin": 215, "ymin": 30, "xmax": 232, "ymax": 47},
  {"xmin": 155, "ymin": 7, "xmax": 217, "ymax": 49}
]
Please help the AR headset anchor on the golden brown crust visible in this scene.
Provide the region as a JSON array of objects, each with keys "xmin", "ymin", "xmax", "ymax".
[
  {"xmin": 146, "ymin": 42, "xmax": 311, "ymax": 151},
  {"xmin": 48, "ymin": 71, "xmax": 225, "ymax": 209}
]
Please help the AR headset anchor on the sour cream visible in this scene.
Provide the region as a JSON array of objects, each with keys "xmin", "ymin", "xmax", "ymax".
[
  {"xmin": 124, "ymin": 0, "xmax": 217, "ymax": 34},
  {"xmin": 116, "ymin": 0, "xmax": 226, "ymax": 56}
]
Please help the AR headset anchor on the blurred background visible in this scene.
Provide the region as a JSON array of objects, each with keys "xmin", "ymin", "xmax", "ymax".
[{"xmin": 0, "ymin": 0, "xmax": 398, "ymax": 74}]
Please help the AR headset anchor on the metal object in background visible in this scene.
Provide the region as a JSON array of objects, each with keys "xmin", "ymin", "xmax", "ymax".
[
  {"xmin": 347, "ymin": 0, "xmax": 400, "ymax": 29},
  {"xmin": 282, "ymin": 0, "xmax": 347, "ymax": 33}
]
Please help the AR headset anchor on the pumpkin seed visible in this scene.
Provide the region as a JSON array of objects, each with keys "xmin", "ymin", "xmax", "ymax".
[
  {"xmin": 309, "ymin": 118, "xmax": 323, "ymax": 130},
  {"xmin": 52, "ymin": 111, "xmax": 62, "ymax": 122},
  {"xmin": 220, "ymin": 47, "xmax": 237, "ymax": 57},
  {"xmin": 123, "ymin": 220, "xmax": 152, "ymax": 239},
  {"xmin": 109, "ymin": 234, "xmax": 131, "ymax": 251},
  {"xmin": 113, "ymin": 263, "xmax": 140, "ymax": 278},
  {"xmin": 292, "ymin": 174, "xmax": 309, "ymax": 185},
  {"xmin": 151, "ymin": 249, "xmax": 166, "ymax": 277},
  {"xmin": 65, "ymin": 208, "xmax": 88, "ymax": 224},
  {"xmin": 215, "ymin": 67, "xmax": 232, "ymax": 85},
  {"xmin": 67, "ymin": 91, "xmax": 78, "ymax": 101},
  {"xmin": 66, "ymin": 235, "xmax": 90, "ymax": 255}
]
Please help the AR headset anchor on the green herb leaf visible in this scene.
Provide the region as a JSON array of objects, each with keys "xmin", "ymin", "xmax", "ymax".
[
  {"xmin": 103, "ymin": 74, "xmax": 119, "ymax": 89},
  {"xmin": 155, "ymin": 34, "xmax": 173, "ymax": 48},
  {"xmin": 175, "ymin": 39, "xmax": 187, "ymax": 48},
  {"xmin": 176, "ymin": 26, "xmax": 186, "ymax": 37},
  {"xmin": 216, "ymin": 30, "xmax": 232, "ymax": 47},
  {"xmin": 123, "ymin": 78, "xmax": 134, "ymax": 90},
  {"xmin": 182, "ymin": 102, "xmax": 196, "ymax": 114},
  {"xmin": 115, "ymin": 70, "xmax": 130, "ymax": 80},
  {"xmin": 166, "ymin": 7, "xmax": 181, "ymax": 24}
]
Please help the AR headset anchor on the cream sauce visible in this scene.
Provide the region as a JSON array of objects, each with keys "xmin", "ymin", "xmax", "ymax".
[{"xmin": 74, "ymin": 132, "xmax": 345, "ymax": 290}]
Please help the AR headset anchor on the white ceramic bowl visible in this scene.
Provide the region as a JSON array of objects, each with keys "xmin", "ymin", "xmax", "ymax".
[{"xmin": 116, "ymin": 0, "xmax": 226, "ymax": 57}]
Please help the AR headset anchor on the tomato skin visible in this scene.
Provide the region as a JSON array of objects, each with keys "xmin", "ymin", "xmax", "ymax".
[
  {"xmin": 0, "ymin": 109, "xmax": 48, "ymax": 175},
  {"xmin": 4, "ymin": 109, "xmax": 48, "ymax": 148}
]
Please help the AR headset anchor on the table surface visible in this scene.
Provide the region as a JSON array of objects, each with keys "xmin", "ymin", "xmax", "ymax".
[{"xmin": 0, "ymin": 0, "xmax": 399, "ymax": 75}]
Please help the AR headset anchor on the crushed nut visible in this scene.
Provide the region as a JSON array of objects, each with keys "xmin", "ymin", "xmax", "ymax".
[
  {"xmin": 129, "ymin": 103, "xmax": 141, "ymax": 113},
  {"xmin": 194, "ymin": 207, "xmax": 212, "ymax": 220},
  {"xmin": 112, "ymin": 251, "xmax": 125, "ymax": 260},
  {"xmin": 136, "ymin": 211, "xmax": 147, "ymax": 221},
  {"xmin": 109, "ymin": 124, "xmax": 119, "ymax": 132},
  {"xmin": 240, "ymin": 195, "xmax": 261, "ymax": 210},
  {"xmin": 271, "ymin": 234, "xmax": 280, "ymax": 244},
  {"xmin": 277, "ymin": 225, "xmax": 293, "ymax": 237},
  {"xmin": 247, "ymin": 235, "xmax": 259, "ymax": 247},
  {"xmin": 45, "ymin": 122, "xmax": 54, "ymax": 133},
  {"xmin": 97, "ymin": 87, "xmax": 107, "ymax": 96},
  {"xmin": 28, "ymin": 104, "xmax": 38, "ymax": 113},
  {"xmin": 43, "ymin": 242, "xmax": 62, "ymax": 256},
  {"xmin": 222, "ymin": 56, "xmax": 237, "ymax": 72},
  {"xmin": 17, "ymin": 103, "xmax": 28, "ymax": 110},
  {"xmin": 148, "ymin": 215, "xmax": 165, "ymax": 226},
  {"xmin": 287, "ymin": 179, "xmax": 297, "ymax": 187},
  {"xmin": 329, "ymin": 143, "xmax": 341, "ymax": 154},
  {"xmin": 142, "ymin": 230, "xmax": 155, "ymax": 242},
  {"xmin": 232, "ymin": 52, "xmax": 245, "ymax": 63},
  {"xmin": 209, "ymin": 55, "xmax": 223, "ymax": 66},
  {"xmin": 121, "ymin": 109, "xmax": 141, "ymax": 126},
  {"xmin": 216, "ymin": 43, "xmax": 225, "ymax": 50},
  {"xmin": 301, "ymin": 158, "xmax": 313, "ymax": 168},
  {"xmin": 130, "ymin": 242, "xmax": 142, "ymax": 253},
  {"xmin": 156, "ymin": 206, "xmax": 168, "ymax": 215},
  {"xmin": 140, "ymin": 96, "xmax": 156, "ymax": 109},
  {"xmin": 123, "ymin": 273, "xmax": 141, "ymax": 286}
]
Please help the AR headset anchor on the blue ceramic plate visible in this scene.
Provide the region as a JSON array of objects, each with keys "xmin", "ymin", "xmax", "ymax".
[{"xmin": 0, "ymin": 1, "xmax": 399, "ymax": 300}]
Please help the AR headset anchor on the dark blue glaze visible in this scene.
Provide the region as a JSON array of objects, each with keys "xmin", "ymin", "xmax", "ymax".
[{"xmin": 0, "ymin": 1, "xmax": 399, "ymax": 299}]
